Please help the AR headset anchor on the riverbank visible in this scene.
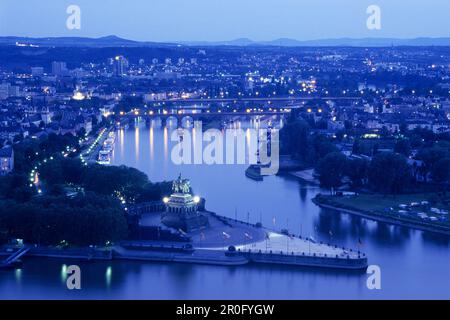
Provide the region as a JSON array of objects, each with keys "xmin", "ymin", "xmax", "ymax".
[
  {"xmin": 288, "ymin": 168, "xmax": 320, "ymax": 185},
  {"xmin": 0, "ymin": 246, "xmax": 113, "ymax": 261},
  {"xmin": 313, "ymin": 194, "xmax": 450, "ymax": 236},
  {"xmin": 1, "ymin": 239, "xmax": 367, "ymax": 270},
  {"xmin": 1, "ymin": 211, "xmax": 368, "ymax": 271},
  {"xmin": 245, "ymin": 156, "xmax": 304, "ymax": 181}
]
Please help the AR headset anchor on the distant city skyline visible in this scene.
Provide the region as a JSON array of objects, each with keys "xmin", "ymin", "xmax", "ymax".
[{"xmin": 0, "ymin": 0, "xmax": 449, "ymax": 42}]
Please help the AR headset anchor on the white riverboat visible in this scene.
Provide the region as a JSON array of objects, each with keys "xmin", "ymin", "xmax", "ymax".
[
  {"xmin": 97, "ymin": 131, "xmax": 116, "ymax": 165},
  {"xmin": 98, "ymin": 150, "xmax": 111, "ymax": 165}
]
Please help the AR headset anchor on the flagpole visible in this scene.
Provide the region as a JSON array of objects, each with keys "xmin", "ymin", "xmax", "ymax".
[
  {"xmin": 286, "ymin": 218, "xmax": 289, "ymax": 253},
  {"xmin": 308, "ymin": 235, "xmax": 311, "ymax": 255}
]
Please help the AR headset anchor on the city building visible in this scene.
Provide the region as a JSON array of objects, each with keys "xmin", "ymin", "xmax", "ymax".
[
  {"xmin": 113, "ymin": 55, "xmax": 129, "ymax": 77},
  {"xmin": 31, "ymin": 67, "xmax": 44, "ymax": 77},
  {"xmin": 51, "ymin": 61, "xmax": 68, "ymax": 76},
  {"xmin": 0, "ymin": 146, "xmax": 14, "ymax": 175},
  {"xmin": 0, "ymin": 83, "xmax": 20, "ymax": 100}
]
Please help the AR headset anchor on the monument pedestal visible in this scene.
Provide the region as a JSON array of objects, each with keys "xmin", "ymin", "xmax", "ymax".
[{"xmin": 161, "ymin": 175, "xmax": 209, "ymax": 232}]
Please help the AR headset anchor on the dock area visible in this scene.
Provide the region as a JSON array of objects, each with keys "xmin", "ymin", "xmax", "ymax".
[
  {"xmin": 0, "ymin": 203, "xmax": 367, "ymax": 271},
  {"xmin": 124, "ymin": 210, "xmax": 368, "ymax": 270}
]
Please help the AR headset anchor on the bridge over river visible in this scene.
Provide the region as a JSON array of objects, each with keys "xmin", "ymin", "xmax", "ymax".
[
  {"xmin": 119, "ymin": 109, "xmax": 289, "ymax": 126},
  {"xmin": 144, "ymin": 96, "xmax": 361, "ymax": 106}
]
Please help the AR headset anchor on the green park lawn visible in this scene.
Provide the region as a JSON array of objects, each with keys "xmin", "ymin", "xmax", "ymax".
[
  {"xmin": 325, "ymin": 194, "xmax": 431, "ymax": 212},
  {"xmin": 315, "ymin": 193, "xmax": 450, "ymax": 226}
]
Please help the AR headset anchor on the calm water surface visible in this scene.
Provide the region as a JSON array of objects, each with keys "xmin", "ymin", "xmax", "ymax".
[{"xmin": 1, "ymin": 119, "xmax": 449, "ymax": 299}]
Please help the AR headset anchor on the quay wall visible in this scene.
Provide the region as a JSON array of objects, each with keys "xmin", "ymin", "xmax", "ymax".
[
  {"xmin": 241, "ymin": 251, "xmax": 367, "ymax": 270},
  {"xmin": 7, "ymin": 247, "xmax": 113, "ymax": 260},
  {"xmin": 115, "ymin": 252, "xmax": 249, "ymax": 266},
  {"xmin": 2, "ymin": 245, "xmax": 367, "ymax": 270}
]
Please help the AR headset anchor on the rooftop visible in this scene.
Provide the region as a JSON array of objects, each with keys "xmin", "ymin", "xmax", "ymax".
[{"xmin": 0, "ymin": 146, "xmax": 13, "ymax": 157}]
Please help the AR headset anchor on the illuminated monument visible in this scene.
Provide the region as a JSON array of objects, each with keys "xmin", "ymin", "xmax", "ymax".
[{"xmin": 161, "ymin": 174, "xmax": 209, "ymax": 232}]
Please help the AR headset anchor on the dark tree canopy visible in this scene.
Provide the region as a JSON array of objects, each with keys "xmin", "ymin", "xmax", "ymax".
[
  {"xmin": 369, "ymin": 152, "xmax": 411, "ymax": 194},
  {"xmin": 345, "ymin": 157, "xmax": 369, "ymax": 189},
  {"xmin": 316, "ymin": 152, "xmax": 347, "ymax": 192},
  {"xmin": 431, "ymin": 158, "xmax": 450, "ymax": 184},
  {"xmin": 0, "ymin": 193, "xmax": 128, "ymax": 246}
]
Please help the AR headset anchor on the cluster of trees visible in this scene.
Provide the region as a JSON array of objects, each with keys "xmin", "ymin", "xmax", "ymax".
[
  {"xmin": 0, "ymin": 193, "xmax": 128, "ymax": 246},
  {"xmin": 317, "ymin": 138, "xmax": 450, "ymax": 194},
  {"xmin": 281, "ymin": 117, "xmax": 450, "ymax": 195},
  {"xmin": 316, "ymin": 151, "xmax": 411, "ymax": 195},
  {"xmin": 37, "ymin": 158, "xmax": 172, "ymax": 203},
  {"xmin": 415, "ymin": 141, "xmax": 450, "ymax": 184},
  {"xmin": 0, "ymin": 173, "xmax": 34, "ymax": 202},
  {"xmin": 280, "ymin": 119, "xmax": 338, "ymax": 167},
  {"xmin": 13, "ymin": 133, "xmax": 80, "ymax": 173},
  {"xmin": 0, "ymin": 145, "xmax": 172, "ymax": 245}
]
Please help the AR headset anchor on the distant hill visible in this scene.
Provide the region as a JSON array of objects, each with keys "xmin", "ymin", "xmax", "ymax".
[
  {"xmin": 1, "ymin": 35, "xmax": 450, "ymax": 47},
  {"xmin": 182, "ymin": 37, "xmax": 450, "ymax": 47},
  {"xmin": 0, "ymin": 35, "xmax": 175, "ymax": 48}
]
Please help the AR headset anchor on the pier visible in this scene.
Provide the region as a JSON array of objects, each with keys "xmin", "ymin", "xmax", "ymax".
[
  {"xmin": 0, "ymin": 246, "xmax": 30, "ymax": 269},
  {"xmin": 126, "ymin": 209, "xmax": 368, "ymax": 270}
]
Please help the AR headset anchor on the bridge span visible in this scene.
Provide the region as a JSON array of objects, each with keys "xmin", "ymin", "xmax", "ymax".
[{"xmin": 145, "ymin": 96, "xmax": 361, "ymax": 105}]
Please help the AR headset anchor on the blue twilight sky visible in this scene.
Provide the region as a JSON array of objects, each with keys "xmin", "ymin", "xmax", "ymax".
[{"xmin": 0, "ymin": 0, "xmax": 449, "ymax": 41}]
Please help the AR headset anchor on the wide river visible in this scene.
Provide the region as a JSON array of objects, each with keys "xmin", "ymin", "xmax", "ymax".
[{"xmin": 1, "ymin": 118, "xmax": 449, "ymax": 299}]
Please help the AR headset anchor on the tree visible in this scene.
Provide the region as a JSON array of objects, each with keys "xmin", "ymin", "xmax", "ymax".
[
  {"xmin": 136, "ymin": 181, "xmax": 173, "ymax": 202},
  {"xmin": 371, "ymin": 143, "xmax": 379, "ymax": 156},
  {"xmin": 411, "ymin": 127, "xmax": 436, "ymax": 145},
  {"xmin": 0, "ymin": 193, "xmax": 128, "ymax": 246},
  {"xmin": 316, "ymin": 152, "xmax": 347, "ymax": 193},
  {"xmin": 77, "ymin": 127, "xmax": 86, "ymax": 139},
  {"xmin": 368, "ymin": 152, "xmax": 411, "ymax": 194},
  {"xmin": 40, "ymin": 157, "xmax": 86, "ymax": 186},
  {"xmin": 280, "ymin": 119, "xmax": 310, "ymax": 161},
  {"xmin": 345, "ymin": 158, "xmax": 369, "ymax": 189},
  {"xmin": 13, "ymin": 134, "xmax": 23, "ymax": 143},
  {"xmin": 83, "ymin": 165, "xmax": 149, "ymax": 203},
  {"xmin": 352, "ymin": 139, "xmax": 361, "ymax": 154},
  {"xmin": 431, "ymin": 158, "xmax": 450, "ymax": 184},
  {"xmin": 416, "ymin": 146, "xmax": 449, "ymax": 181},
  {"xmin": 0, "ymin": 173, "xmax": 32, "ymax": 201},
  {"xmin": 394, "ymin": 139, "xmax": 411, "ymax": 157},
  {"xmin": 307, "ymin": 134, "xmax": 339, "ymax": 164}
]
